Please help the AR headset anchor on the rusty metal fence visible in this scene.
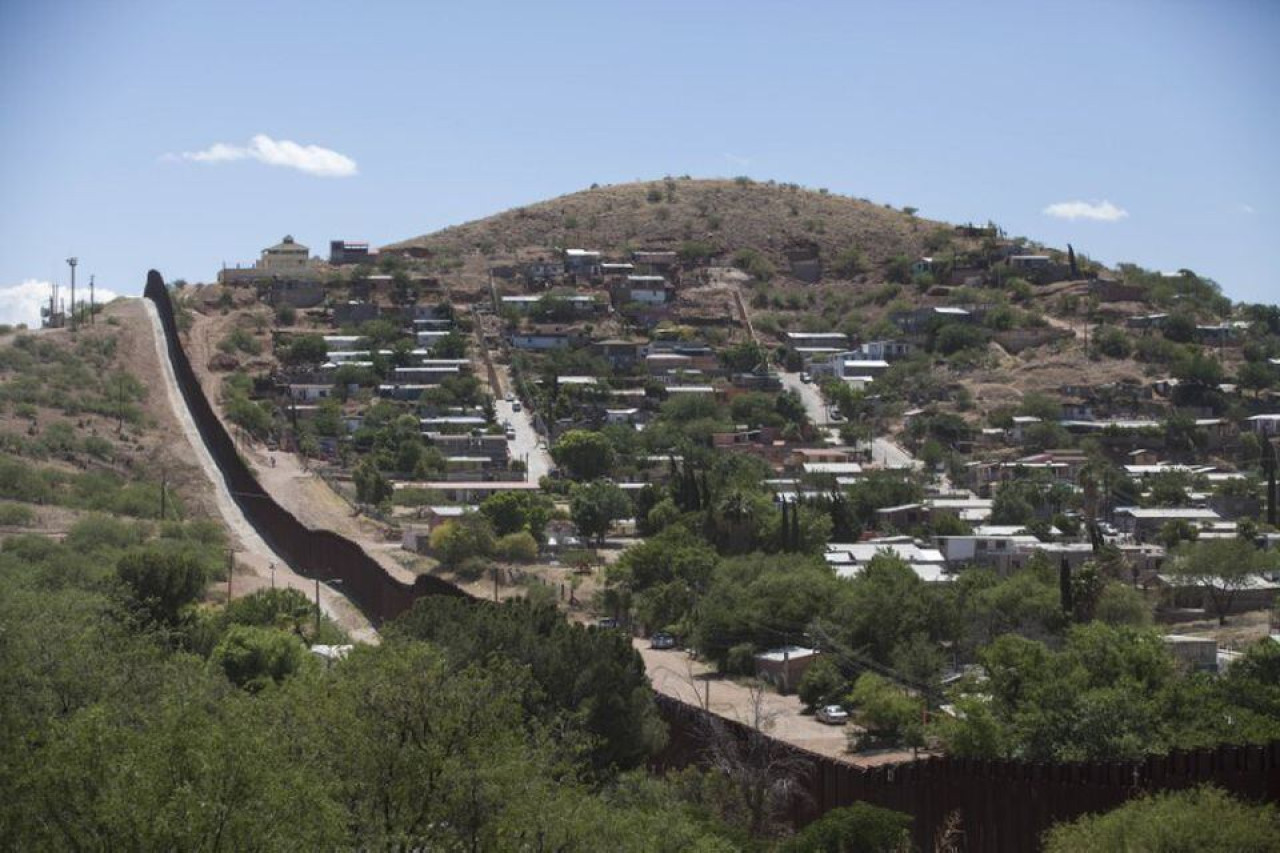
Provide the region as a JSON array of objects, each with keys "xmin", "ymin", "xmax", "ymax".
[{"xmin": 145, "ymin": 271, "xmax": 464, "ymax": 622}]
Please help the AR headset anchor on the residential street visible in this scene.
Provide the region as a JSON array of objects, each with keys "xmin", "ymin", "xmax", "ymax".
[{"xmin": 493, "ymin": 364, "xmax": 554, "ymax": 482}]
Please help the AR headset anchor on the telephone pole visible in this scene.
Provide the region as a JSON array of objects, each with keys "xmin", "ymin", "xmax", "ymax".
[
  {"xmin": 66, "ymin": 257, "xmax": 78, "ymax": 331},
  {"xmin": 89, "ymin": 275, "xmax": 95, "ymax": 324}
]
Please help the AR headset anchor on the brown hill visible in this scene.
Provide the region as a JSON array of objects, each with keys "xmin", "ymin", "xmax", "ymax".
[{"xmin": 384, "ymin": 177, "xmax": 963, "ymax": 271}]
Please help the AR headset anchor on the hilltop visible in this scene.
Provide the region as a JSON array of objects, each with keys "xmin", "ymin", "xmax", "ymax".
[{"xmin": 386, "ymin": 177, "xmax": 962, "ymax": 271}]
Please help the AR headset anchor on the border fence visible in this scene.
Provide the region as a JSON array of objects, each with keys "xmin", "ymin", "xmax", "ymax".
[
  {"xmin": 146, "ymin": 271, "xmax": 1279, "ymax": 851},
  {"xmin": 145, "ymin": 271, "xmax": 464, "ymax": 621}
]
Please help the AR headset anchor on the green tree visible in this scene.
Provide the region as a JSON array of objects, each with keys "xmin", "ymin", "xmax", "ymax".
[
  {"xmin": 280, "ymin": 333, "xmax": 327, "ymax": 366},
  {"xmin": 570, "ymin": 480, "xmax": 631, "ymax": 545},
  {"xmin": 797, "ymin": 656, "xmax": 846, "ymax": 711},
  {"xmin": 429, "ymin": 512, "xmax": 496, "ymax": 566},
  {"xmin": 1044, "ymin": 787, "xmax": 1280, "ymax": 853},
  {"xmin": 116, "ymin": 547, "xmax": 207, "ymax": 625},
  {"xmin": 847, "ymin": 672, "xmax": 919, "ymax": 744},
  {"xmin": 211, "ymin": 624, "xmax": 307, "ymax": 692},
  {"xmin": 552, "ymin": 430, "xmax": 616, "ymax": 481},
  {"xmin": 353, "ymin": 458, "xmax": 392, "ymax": 505},
  {"xmin": 480, "ymin": 490, "xmax": 554, "ymax": 539},
  {"xmin": 1238, "ymin": 359, "xmax": 1275, "ymax": 398},
  {"xmin": 494, "ymin": 530, "xmax": 538, "ymax": 562},
  {"xmin": 1168, "ymin": 538, "xmax": 1280, "ymax": 624}
]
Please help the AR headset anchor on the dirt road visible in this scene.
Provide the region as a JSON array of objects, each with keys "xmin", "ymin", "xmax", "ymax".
[{"xmin": 637, "ymin": 640, "xmax": 917, "ymax": 767}]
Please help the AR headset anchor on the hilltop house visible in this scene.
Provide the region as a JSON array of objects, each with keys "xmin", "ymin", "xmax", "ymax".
[
  {"xmin": 329, "ymin": 240, "xmax": 375, "ymax": 265},
  {"xmin": 219, "ymin": 235, "xmax": 320, "ymax": 284}
]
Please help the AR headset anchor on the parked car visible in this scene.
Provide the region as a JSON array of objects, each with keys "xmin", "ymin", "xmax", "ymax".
[
  {"xmin": 512, "ymin": 401, "xmax": 522, "ymax": 412},
  {"xmin": 816, "ymin": 705, "xmax": 850, "ymax": 725},
  {"xmin": 649, "ymin": 632, "xmax": 677, "ymax": 650},
  {"xmin": 505, "ymin": 428, "xmax": 516, "ymax": 440},
  {"xmin": 595, "ymin": 617, "xmax": 619, "ymax": 630},
  {"xmin": 505, "ymin": 391, "xmax": 515, "ymax": 402},
  {"xmin": 800, "ymin": 372, "xmax": 812, "ymax": 383}
]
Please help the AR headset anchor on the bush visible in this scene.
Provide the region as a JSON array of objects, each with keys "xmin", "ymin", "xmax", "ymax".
[
  {"xmin": 732, "ymin": 248, "xmax": 776, "ymax": 282},
  {"xmin": 495, "ymin": 531, "xmax": 538, "ymax": 562},
  {"xmin": 1044, "ymin": 786, "xmax": 1280, "ymax": 853},
  {"xmin": 429, "ymin": 513, "xmax": 495, "ymax": 567},
  {"xmin": 782, "ymin": 802, "xmax": 912, "ymax": 853},
  {"xmin": 116, "ymin": 546, "xmax": 208, "ymax": 625},
  {"xmin": 831, "ymin": 247, "xmax": 865, "ymax": 278},
  {"xmin": 0, "ymin": 503, "xmax": 35, "ymax": 526},
  {"xmin": 1094, "ymin": 325, "xmax": 1132, "ymax": 359},
  {"xmin": 797, "ymin": 656, "xmax": 845, "ymax": 711},
  {"xmin": 725, "ymin": 642, "xmax": 757, "ymax": 676},
  {"xmin": 935, "ymin": 323, "xmax": 988, "ymax": 355},
  {"xmin": 211, "ymin": 624, "xmax": 307, "ymax": 692}
]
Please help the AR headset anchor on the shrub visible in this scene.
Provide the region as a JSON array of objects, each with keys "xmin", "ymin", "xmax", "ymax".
[
  {"xmin": 732, "ymin": 249, "xmax": 776, "ymax": 282},
  {"xmin": 1094, "ymin": 326, "xmax": 1132, "ymax": 359},
  {"xmin": 782, "ymin": 802, "xmax": 912, "ymax": 853},
  {"xmin": 429, "ymin": 513, "xmax": 495, "ymax": 567},
  {"xmin": 211, "ymin": 624, "xmax": 307, "ymax": 692},
  {"xmin": 495, "ymin": 531, "xmax": 538, "ymax": 562},
  {"xmin": 116, "ymin": 546, "xmax": 208, "ymax": 625},
  {"xmin": 797, "ymin": 655, "xmax": 846, "ymax": 710},
  {"xmin": 831, "ymin": 247, "xmax": 865, "ymax": 278},
  {"xmin": 1043, "ymin": 786, "xmax": 1280, "ymax": 853},
  {"xmin": 0, "ymin": 503, "xmax": 35, "ymax": 526}
]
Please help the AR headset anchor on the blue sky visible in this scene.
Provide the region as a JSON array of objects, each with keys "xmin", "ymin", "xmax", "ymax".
[{"xmin": 1, "ymin": 0, "xmax": 1276, "ymax": 324}]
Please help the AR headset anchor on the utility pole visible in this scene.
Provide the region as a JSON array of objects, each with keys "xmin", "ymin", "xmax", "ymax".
[
  {"xmin": 89, "ymin": 275, "xmax": 95, "ymax": 324},
  {"xmin": 270, "ymin": 561, "xmax": 276, "ymax": 589},
  {"xmin": 314, "ymin": 577, "xmax": 321, "ymax": 636},
  {"xmin": 66, "ymin": 257, "xmax": 78, "ymax": 332}
]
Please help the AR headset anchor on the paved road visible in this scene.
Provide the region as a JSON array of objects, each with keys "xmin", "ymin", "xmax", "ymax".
[
  {"xmin": 492, "ymin": 365, "xmax": 554, "ymax": 483},
  {"xmin": 778, "ymin": 369, "xmax": 827, "ymax": 426},
  {"xmin": 870, "ymin": 437, "xmax": 920, "ymax": 470},
  {"xmin": 779, "ymin": 368, "xmax": 848, "ymax": 444}
]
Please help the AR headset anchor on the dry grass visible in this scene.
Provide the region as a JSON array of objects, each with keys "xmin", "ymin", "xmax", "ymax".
[{"xmin": 385, "ymin": 177, "xmax": 952, "ymax": 269}]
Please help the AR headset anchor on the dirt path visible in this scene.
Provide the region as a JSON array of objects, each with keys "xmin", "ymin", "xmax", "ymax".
[{"xmin": 143, "ymin": 298, "xmax": 377, "ymax": 643}]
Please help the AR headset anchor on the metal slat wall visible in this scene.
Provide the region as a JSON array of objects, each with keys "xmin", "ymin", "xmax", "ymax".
[{"xmin": 145, "ymin": 271, "xmax": 465, "ymax": 624}]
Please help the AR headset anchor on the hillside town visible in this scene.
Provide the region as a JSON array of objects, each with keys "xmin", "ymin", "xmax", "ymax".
[{"xmin": 192, "ymin": 197, "xmax": 1280, "ymax": 729}]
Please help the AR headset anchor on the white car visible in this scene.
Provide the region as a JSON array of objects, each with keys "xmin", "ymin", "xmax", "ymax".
[
  {"xmin": 800, "ymin": 372, "xmax": 812, "ymax": 383},
  {"xmin": 816, "ymin": 705, "xmax": 850, "ymax": 726},
  {"xmin": 512, "ymin": 401, "xmax": 522, "ymax": 412},
  {"xmin": 505, "ymin": 392, "xmax": 515, "ymax": 402}
]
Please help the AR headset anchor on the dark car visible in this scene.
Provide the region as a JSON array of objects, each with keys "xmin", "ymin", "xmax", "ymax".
[{"xmin": 649, "ymin": 632, "xmax": 677, "ymax": 650}]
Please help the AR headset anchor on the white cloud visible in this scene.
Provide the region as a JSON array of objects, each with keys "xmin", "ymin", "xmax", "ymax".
[
  {"xmin": 1042, "ymin": 200, "xmax": 1129, "ymax": 222},
  {"xmin": 174, "ymin": 134, "xmax": 357, "ymax": 177},
  {"xmin": 0, "ymin": 279, "xmax": 120, "ymax": 328},
  {"xmin": 723, "ymin": 152, "xmax": 752, "ymax": 167},
  {"xmin": 1241, "ymin": 203, "xmax": 1256, "ymax": 215}
]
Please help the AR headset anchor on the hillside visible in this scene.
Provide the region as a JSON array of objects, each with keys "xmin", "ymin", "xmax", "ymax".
[
  {"xmin": 385, "ymin": 177, "xmax": 959, "ymax": 270},
  {"xmin": 385, "ymin": 178, "xmax": 1237, "ymax": 421}
]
